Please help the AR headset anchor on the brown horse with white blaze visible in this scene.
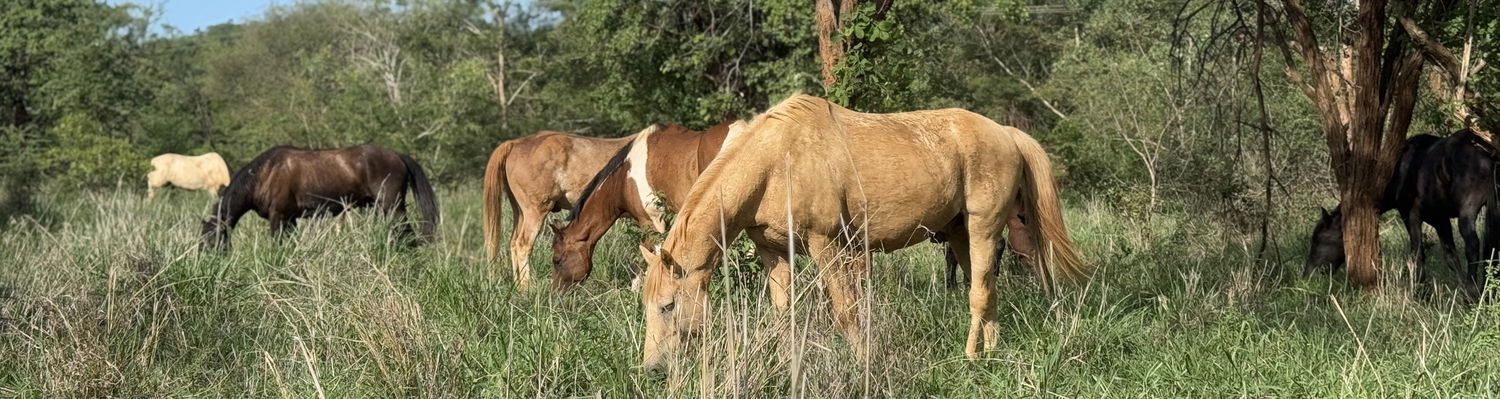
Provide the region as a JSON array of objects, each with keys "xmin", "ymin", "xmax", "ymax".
[
  {"xmin": 201, "ymin": 144, "xmax": 439, "ymax": 251},
  {"xmin": 482, "ymin": 131, "xmax": 634, "ymax": 289},
  {"xmin": 638, "ymin": 95, "xmax": 1086, "ymax": 373},
  {"xmin": 548, "ymin": 122, "xmax": 750, "ymax": 290}
]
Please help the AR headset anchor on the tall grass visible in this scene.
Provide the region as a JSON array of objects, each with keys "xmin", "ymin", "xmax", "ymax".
[{"xmin": 2, "ymin": 186, "xmax": 1499, "ymax": 397}]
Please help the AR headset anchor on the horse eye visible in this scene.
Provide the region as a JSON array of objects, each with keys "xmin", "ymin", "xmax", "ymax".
[{"xmin": 661, "ymin": 302, "xmax": 675, "ymax": 313}]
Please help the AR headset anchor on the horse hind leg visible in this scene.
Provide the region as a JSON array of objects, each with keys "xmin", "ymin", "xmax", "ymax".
[
  {"xmin": 961, "ymin": 215, "xmax": 1003, "ymax": 359},
  {"xmin": 1431, "ymin": 219, "xmax": 1470, "ymax": 295},
  {"xmin": 508, "ymin": 204, "xmax": 546, "ymax": 290},
  {"xmin": 375, "ymin": 183, "xmax": 414, "ymax": 243},
  {"xmin": 1480, "ymin": 201, "xmax": 1500, "ymax": 293}
]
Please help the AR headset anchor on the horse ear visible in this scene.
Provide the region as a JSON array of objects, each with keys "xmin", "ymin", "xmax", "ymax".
[
  {"xmin": 639, "ymin": 244, "xmax": 661, "ymax": 265},
  {"xmin": 1320, "ymin": 207, "xmax": 1330, "ymax": 218}
]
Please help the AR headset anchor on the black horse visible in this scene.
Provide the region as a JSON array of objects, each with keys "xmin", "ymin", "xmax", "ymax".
[
  {"xmin": 1306, "ymin": 130, "xmax": 1499, "ymax": 296},
  {"xmin": 202, "ymin": 144, "xmax": 440, "ymax": 250}
]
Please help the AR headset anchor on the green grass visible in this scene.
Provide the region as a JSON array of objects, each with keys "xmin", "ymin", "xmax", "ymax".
[{"xmin": 3, "ymin": 186, "xmax": 1500, "ymax": 397}]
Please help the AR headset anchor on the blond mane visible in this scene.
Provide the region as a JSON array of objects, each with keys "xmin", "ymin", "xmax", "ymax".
[{"xmin": 665, "ymin": 95, "xmax": 840, "ymax": 246}]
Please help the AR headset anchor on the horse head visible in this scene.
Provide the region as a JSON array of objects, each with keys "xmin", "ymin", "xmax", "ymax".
[
  {"xmin": 200, "ymin": 216, "xmax": 232, "ymax": 252},
  {"xmin": 1304, "ymin": 207, "xmax": 1346, "ymax": 275},
  {"xmin": 638, "ymin": 244, "xmax": 698, "ymax": 376},
  {"xmin": 549, "ymin": 221, "xmax": 594, "ymax": 289}
]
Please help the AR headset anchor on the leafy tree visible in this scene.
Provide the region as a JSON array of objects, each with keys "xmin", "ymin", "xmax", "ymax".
[{"xmin": 0, "ymin": 0, "xmax": 150, "ymax": 217}]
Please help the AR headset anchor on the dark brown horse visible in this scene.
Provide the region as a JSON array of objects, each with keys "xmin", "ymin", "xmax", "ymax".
[
  {"xmin": 201, "ymin": 144, "xmax": 439, "ymax": 250},
  {"xmin": 1306, "ymin": 130, "xmax": 1499, "ymax": 297},
  {"xmin": 549, "ymin": 122, "xmax": 731, "ymax": 289}
]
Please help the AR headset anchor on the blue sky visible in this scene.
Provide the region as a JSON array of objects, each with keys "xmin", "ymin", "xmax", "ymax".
[{"xmin": 108, "ymin": 0, "xmax": 289, "ymax": 33}]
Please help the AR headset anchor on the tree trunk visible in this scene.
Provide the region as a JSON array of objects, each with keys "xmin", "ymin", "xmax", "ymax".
[
  {"xmin": 1271, "ymin": 0, "xmax": 1429, "ymax": 288},
  {"xmin": 816, "ymin": 0, "xmax": 894, "ymax": 93},
  {"xmin": 1339, "ymin": 0, "xmax": 1391, "ymax": 288},
  {"xmin": 815, "ymin": 0, "xmax": 850, "ymax": 90},
  {"xmin": 1341, "ymin": 171, "xmax": 1383, "ymax": 287}
]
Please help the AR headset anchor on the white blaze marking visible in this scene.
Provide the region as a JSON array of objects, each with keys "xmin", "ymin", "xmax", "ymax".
[{"xmin": 628, "ymin": 125, "xmax": 666, "ymax": 232}]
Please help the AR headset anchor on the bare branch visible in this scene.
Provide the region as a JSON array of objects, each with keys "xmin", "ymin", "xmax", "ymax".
[{"xmin": 973, "ymin": 26, "xmax": 1068, "ymax": 120}]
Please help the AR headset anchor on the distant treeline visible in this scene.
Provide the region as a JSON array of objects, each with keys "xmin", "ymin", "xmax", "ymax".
[{"xmin": 1, "ymin": 0, "xmax": 1489, "ymax": 222}]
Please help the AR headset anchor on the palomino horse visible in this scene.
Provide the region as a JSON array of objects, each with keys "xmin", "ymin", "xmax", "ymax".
[
  {"xmin": 482, "ymin": 131, "xmax": 634, "ymax": 289},
  {"xmin": 147, "ymin": 153, "xmax": 231, "ymax": 199},
  {"xmin": 638, "ymin": 95, "xmax": 1086, "ymax": 373},
  {"xmin": 554, "ymin": 121, "xmax": 1018, "ymax": 295},
  {"xmin": 201, "ymin": 144, "xmax": 439, "ymax": 251},
  {"xmin": 1306, "ymin": 130, "xmax": 1499, "ymax": 297},
  {"xmin": 548, "ymin": 122, "xmax": 745, "ymax": 289}
]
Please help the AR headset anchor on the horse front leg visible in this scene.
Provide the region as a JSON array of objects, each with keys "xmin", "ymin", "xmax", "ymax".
[
  {"xmin": 805, "ymin": 234, "xmax": 867, "ymax": 360},
  {"xmin": 1402, "ymin": 210, "xmax": 1427, "ymax": 286},
  {"xmin": 1457, "ymin": 210, "xmax": 1484, "ymax": 297},
  {"xmin": 268, "ymin": 213, "xmax": 298, "ymax": 239},
  {"xmin": 756, "ymin": 246, "xmax": 794, "ymax": 311},
  {"xmin": 146, "ymin": 171, "xmax": 164, "ymax": 201},
  {"xmin": 946, "ymin": 232, "xmax": 972, "ymax": 289}
]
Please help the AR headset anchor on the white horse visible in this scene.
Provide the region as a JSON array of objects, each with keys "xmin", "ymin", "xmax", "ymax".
[{"xmin": 147, "ymin": 153, "xmax": 231, "ymax": 199}]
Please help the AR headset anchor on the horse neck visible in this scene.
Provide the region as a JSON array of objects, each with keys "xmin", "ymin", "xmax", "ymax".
[
  {"xmin": 565, "ymin": 173, "xmax": 630, "ymax": 244},
  {"xmin": 659, "ymin": 124, "xmax": 765, "ymax": 273},
  {"xmin": 661, "ymin": 215, "xmax": 727, "ymax": 274},
  {"xmin": 660, "ymin": 185, "xmax": 754, "ymax": 273},
  {"xmin": 212, "ymin": 184, "xmax": 254, "ymax": 227},
  {"xmin": 694, "ymin": 124, "xmax": 732, "ymax": 174}
]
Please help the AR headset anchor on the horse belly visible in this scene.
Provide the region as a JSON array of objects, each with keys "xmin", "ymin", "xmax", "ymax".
[
  {"xmin": 851, "ymin": 163, "xmax": 962, "ymax": 250},
  {"xmin": 166, "ymin": 164, "xmax": 209, "ymax": 190},
  {"xmin": 860, "ymin": 202, "xmax": 961, "ymax": 251},
  {"xmin": 296, "ymin": 195, "xmax": 355, "ymax": 217}
]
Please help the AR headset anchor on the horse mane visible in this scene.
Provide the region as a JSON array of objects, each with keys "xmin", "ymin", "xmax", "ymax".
[
  {"xmin": 752, "ymin": 94, "xmax": 841, "ymax": 129},
  {"xmin": 214, "ymin": 146, "xmax": 290, "ymax": 213},
  {"xmin": 566, "ymin": 127, "xmax": 654, "ymax": 222},
  {"xmin": 664, "ymin": 95, "xmax": 835, "ymax": 249}
]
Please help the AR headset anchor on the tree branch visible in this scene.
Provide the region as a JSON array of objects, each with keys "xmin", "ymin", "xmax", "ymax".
[
  {"xmin": 1397, "ymin": 17, "xmax": 1462, "ymax": 82},
  {"xmin": 974, "ymin": 26, "xmax": 1067, "ymax": 120}
]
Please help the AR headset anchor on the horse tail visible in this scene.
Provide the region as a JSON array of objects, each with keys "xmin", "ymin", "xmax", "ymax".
[
  {"xmin": 1009, "ymin": 128, "xmax": 1088, "ymax": 290},
  {"xmin": 483, "ymin": 140, "xmax": 516, "ymax": 261},
  {"xmin": 398, "ymin": 153, "xmax": 440, "ymax": 241}
]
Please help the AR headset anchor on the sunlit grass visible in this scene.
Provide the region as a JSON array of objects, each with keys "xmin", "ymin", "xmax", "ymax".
[{"xmin": 2, "ymin": 186, "xmax": 1498, "ymax": 397}]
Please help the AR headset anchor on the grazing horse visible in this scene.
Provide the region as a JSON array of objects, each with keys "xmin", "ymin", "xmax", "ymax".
[
  {"xmin": 1306, "ymin": 130, "xmax": 1498, "ymax": 296},
  {"xmin": 547, "ymin": 121, "xmax": 1032, "ymax": 293},
  {"xmin": 147, "ymin": 153, "xmax": 231, "ymax": 199},
  {"xmin": 637, "ymin": 95, "xmax": 1086, "ymax": 373},
  {"xmin": 482, "ymin": 131, "xmax": 635, "ymax": 289},
  {"xmin": 548, "ymin": 122, "xmax": 741, "ymax": 289},
  {"xmin": 201, "ymin": 144, "xmax": 439, "ymax": 251}
]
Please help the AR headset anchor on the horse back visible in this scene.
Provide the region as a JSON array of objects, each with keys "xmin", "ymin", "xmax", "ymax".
[
  {"xmin": 738, "ymin": 102, "xmax": 975, "ymax": 244},
  {"xmin": 255, "ymin": 145, "xmax": 405, "ymax": 211},
  {"xmin": 642, "ymin": 123, "xmax": 732, "ymax": 209}
]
